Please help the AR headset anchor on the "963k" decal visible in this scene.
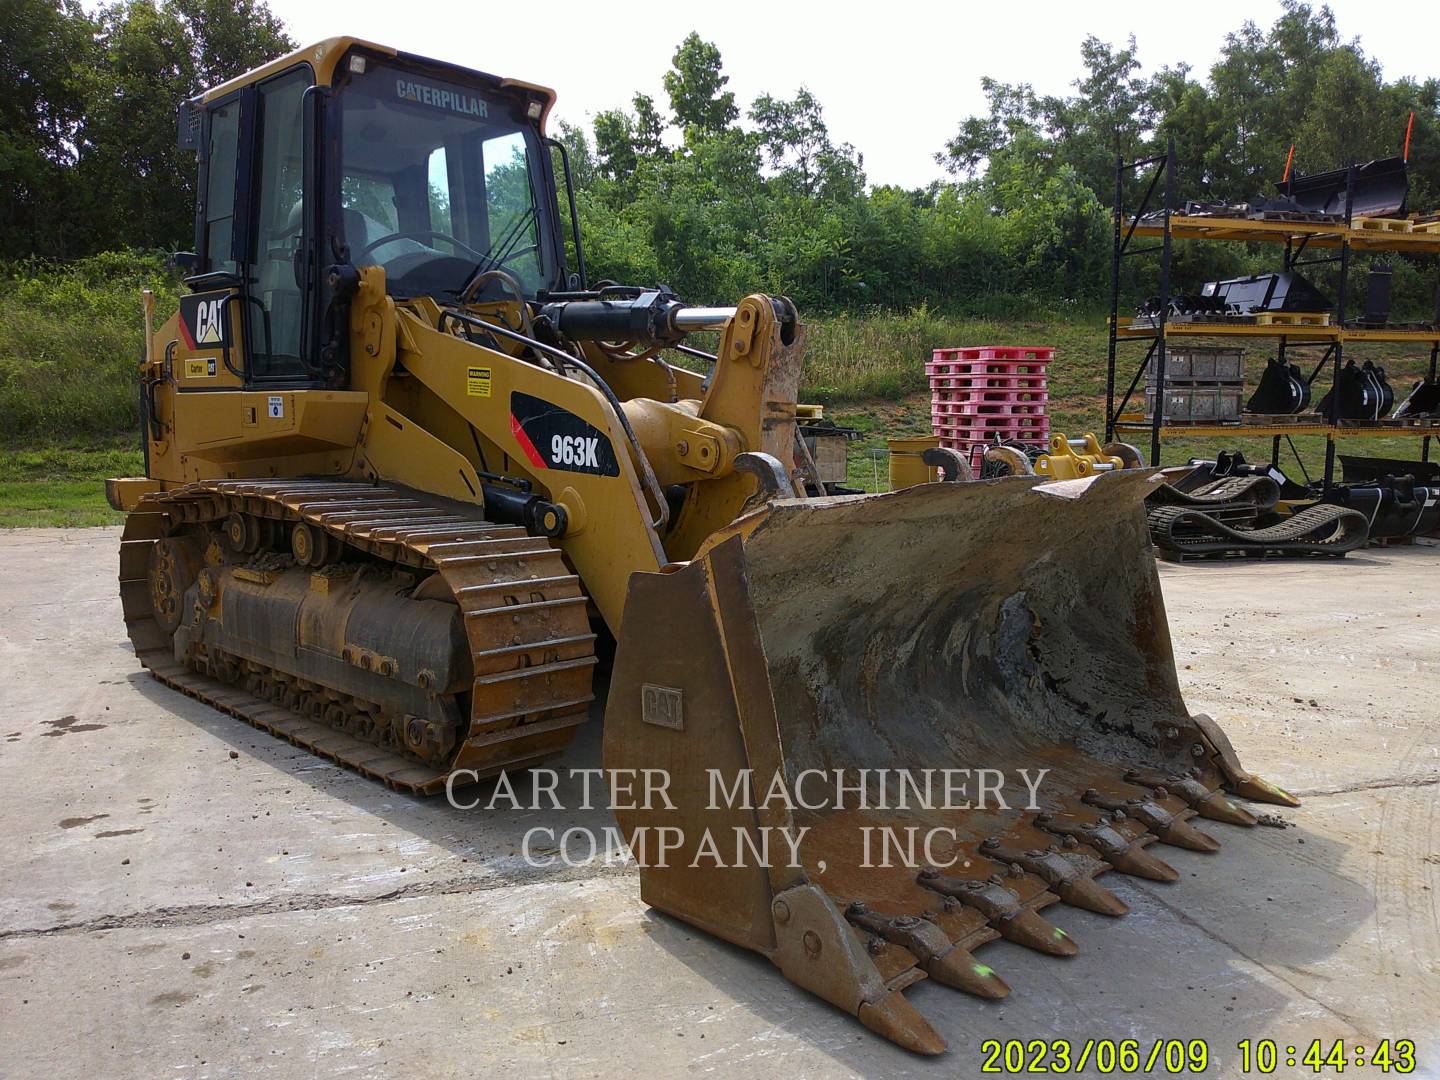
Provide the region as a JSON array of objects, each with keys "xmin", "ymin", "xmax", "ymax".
[{"xmin": 509, "ymin": 392, "xmax": 620, "ymax": 477}]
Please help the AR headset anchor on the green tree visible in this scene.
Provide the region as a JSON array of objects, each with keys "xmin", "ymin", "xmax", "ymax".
[
  {"xmin": 0, "ymin": 0, "xmax": 97, "ymax": 257},
  {"xmin": 1293, "ymin": 46, "xmax": 1392, "ymax": 172},
  {"xmin": 631, "ymin": 93, "xmax": 667, "ymax": 157},
  {"xmin": 1048, "ymin": 35, "xmax": 1156, "ymax": 198},
  {"xmin": 1203, "ymin": 1, "xmax": 1338, "ymax": 192},
  {"xmin": 73, "ymin": 0, "xmax": 204, "ymax": 251},
  {"xmin": 169, "ymin": 0, "xmax": 288, "ymax": 87},
  {"xmin": 663, "ymin": 32, "xmax": 738, "ymax": 135},
  {"xmin": 749, "ymin": 87, "xmax": 862, "ymax": 200},
  {"xmin": 553, "ymin": 118, "xmax": 598, "ymax": 190},
  {"xmin": 593, "ymin": 108, "xmax": 639, "ymax": 184},
  {"xmin": 937, "ymin": 78, "xmax": 1040, "ymax": 177}
]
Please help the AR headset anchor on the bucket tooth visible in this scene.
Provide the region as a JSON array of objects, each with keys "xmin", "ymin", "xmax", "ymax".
[
  {"xmin": 917, "ymin": 871, "xmax": 1077, "ymax": 958},
  {"xmin": 1191, "ymin": 713, "xmax": 1302, "ymax": 807},
  {"xmin": 1082, "ymin": 788, "xmax": 1221, "ymax": 853},
  {"xmin": 1226, "ymin": 773, "xmax": 1302, "ymax": 808},
  {"xmin": 1105, "ymin": 842, "xmax": 1181, "ymax": 883},
  {"xmin": 1052, "ymin": 872, "xmax": 1130, "ymax": 917},
  {"xmin": 857, "ymin": 990, "xmax": 946, "ymax": 1056},
  {"xmin": 846, "ymin": 903, "xmax": 1010, "ymax": 1000},
  {"xmin": 979, "ymin": 838, "xmax": 1129, "ymax": 917},
  {"xmin": 1157, "ymin": 814, "xmax": 1222, "ymax": 852},
  {"xmin": 769, "ymin": 883, "xmax": 953, "ymax": 1054},
  {"xmin": 1124, "ymin": 769, "xmax": 1258, "ymax": 827},
  {"xmin": 1192, "ymin": 791, "xmax": 1260, "ymax": 827},
  {"xmin": 1036, "ymin": 813, "xmax": 1180, "ymax": 883},
  {"xmin": 1002, "ymin": 907, "xmax": 1078, "ymax": 957},
  {"xmin": 926, "ymin": 948, "xmax": 1011, "ymax": 1000}
]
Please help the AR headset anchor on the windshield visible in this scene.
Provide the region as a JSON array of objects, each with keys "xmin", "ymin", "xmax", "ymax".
[{"xmin": 338, "ymin": 58, "xmax": 552, "ymax": 298}]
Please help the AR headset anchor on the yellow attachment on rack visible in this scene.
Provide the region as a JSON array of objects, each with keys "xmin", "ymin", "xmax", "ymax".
[{"xmin": 1034, "ymin": 433, "xmax": 1125, "ymax": 480}]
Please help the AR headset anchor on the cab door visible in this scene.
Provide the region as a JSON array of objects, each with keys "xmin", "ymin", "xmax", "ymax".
[
  {"xmin": 242, "ymin": 68, "xmax": 315, "ymax": 382},
  {"xmin": 189, "ymin": 64, "xmax": 328, "ymax": 388}
]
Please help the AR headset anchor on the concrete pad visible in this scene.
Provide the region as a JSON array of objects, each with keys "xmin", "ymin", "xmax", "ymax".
[
  {"xmin": 1, "ymin": 527, "xmax": 1437, "ymax": 1078},
  {"xmin": 1156, "ymin": 548, "xmax": 1440, "ymax": 796}
]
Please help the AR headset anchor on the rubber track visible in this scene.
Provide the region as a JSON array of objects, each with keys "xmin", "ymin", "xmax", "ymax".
[
  {"xmin": 119, "ymin": 480, "xmax": 598, "ymax": 794},
  {"xmin": 1149, "ymin": 474, "xmax": 1281, "ymax": 508},
  {"xmin": 1147, "ymin": 501, "xmax": 1369, "ymax": 558}
]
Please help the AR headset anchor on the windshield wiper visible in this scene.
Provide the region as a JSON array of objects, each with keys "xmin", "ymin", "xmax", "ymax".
[{"xmin": 457, "ymin": 206, "xmax": 537, "ymax": 296}]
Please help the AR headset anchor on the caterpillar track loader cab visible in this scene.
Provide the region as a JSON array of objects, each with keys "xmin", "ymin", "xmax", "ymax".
[{"xmin": 108, "ymin": 38, "xmax": 1297, "ymax": 1055}]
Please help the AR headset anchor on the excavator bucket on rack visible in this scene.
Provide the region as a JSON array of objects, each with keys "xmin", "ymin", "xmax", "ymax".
[{"xmin": 604, "ymin": 468, "xmax": 1296, "ymax": 1055}]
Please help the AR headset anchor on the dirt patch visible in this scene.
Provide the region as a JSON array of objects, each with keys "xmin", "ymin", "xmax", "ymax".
[
  {"xmin": 40, "ymin": 716, "xmax": 107, "ymax": 737},
  {"xmin": 58, "ymin": 814, "xmax": 109, "ymax": 829},
  {"xmin": 1256, "ymin": 813, "xmax": 1293, "ymax": 829},
  {"xmin": 147, "ymin": 990, "xmax": 196, "ymax": 1007}
]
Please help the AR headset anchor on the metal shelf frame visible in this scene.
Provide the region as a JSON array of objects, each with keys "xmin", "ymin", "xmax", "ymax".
[{"xmin": 1104, "ymin": 139, "xmax": 1440, "ymax": 488}]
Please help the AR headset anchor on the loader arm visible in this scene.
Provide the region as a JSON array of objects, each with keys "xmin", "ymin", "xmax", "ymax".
[
  {"xmin": 384, "ymin": 310, "xmax": 667, "ymax": 628},
  {"xmin": 343, "ymin": 274, "xmax": 807, "ymax": 630}
]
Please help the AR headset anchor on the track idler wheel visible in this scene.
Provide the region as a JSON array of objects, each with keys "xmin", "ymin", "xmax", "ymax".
[
  {"xmin": 291, "ymin": 521, "xmax": 337, "ymax": 567},
  {"xmin": 224, "ymin": 512, "xmax": 263, "ymax": 555}
]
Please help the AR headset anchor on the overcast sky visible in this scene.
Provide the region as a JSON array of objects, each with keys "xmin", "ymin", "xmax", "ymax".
[{"xmin": 267, "ymin": 0, "xmax": 1432, "ymax": 188}]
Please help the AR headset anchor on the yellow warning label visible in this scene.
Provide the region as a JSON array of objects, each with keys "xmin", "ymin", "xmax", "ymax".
[
  {"xmin": 184, "ymin": 358, "xmax": 216, "ymax": 378},
  {"xmin": 466, "ymin": 366, "xmax": 492, "ymax": 397}
]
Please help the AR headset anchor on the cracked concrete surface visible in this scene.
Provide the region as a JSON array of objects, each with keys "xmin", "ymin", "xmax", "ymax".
[{"xmin": 0, "ymin": 528, "xmax": 1436, "ymax": 1078}]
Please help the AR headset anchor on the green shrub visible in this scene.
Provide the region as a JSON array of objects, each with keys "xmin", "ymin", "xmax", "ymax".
[{"xmin": 0, "ymin": 251, "xmax": 181, "ymax": 440}]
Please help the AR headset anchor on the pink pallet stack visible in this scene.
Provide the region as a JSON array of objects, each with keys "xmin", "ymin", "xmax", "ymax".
[{"xmin": 928, "ymin": 345, "xmax": 1053, "ymax": 471}]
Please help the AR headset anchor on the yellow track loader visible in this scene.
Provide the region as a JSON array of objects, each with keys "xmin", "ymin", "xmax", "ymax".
[{"xmin": 108, "ymin": 38, "xmax": 1297, "ymax": 1054}]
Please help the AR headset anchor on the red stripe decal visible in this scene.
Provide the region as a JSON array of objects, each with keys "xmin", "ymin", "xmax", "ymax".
[
  {"xmin": 178, "ymin": 313, "xmax": 197, "ymax": 350},
  {"xmin": 510, "ymin": 414, "xmax": 547, "ymax": 469}
]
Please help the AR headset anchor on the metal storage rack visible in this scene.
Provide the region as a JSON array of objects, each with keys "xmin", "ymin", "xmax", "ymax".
[{"xmin": 1104, "ymin": 139, "xmax": 1440, "ymax": 490}]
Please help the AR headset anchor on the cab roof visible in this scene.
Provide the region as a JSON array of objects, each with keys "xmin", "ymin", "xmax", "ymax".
[{"xmin": 196, "ymin": 36, "xmax": 557, "ymax": 129}]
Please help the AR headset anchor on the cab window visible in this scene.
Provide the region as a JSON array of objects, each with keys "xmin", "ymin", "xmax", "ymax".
[
  {"xmin": 246, "ymin": 68, "xmax": 310, "ymax": 379},
  {"xmin": 339, "ymin": 59, "xmax": 552, "ymax": 298},
  {"xmin": 203, "ymin": 100, "xmax": 239, "ymax": 274}
]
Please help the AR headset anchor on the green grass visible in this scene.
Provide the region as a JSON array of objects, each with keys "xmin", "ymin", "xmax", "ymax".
[
  {"xmin": 0, "ymin": 252, "xmax": 180, "ymax": 442},
  {"xmin": 800, "ymin": 306, "xmax": 1106, "ymax": 406},
  {"xmin": 0, "ymin": 438, "xmax": 143, "ymax": 527}
]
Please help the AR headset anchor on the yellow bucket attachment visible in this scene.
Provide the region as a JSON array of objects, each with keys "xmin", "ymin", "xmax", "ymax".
[{"xmin": 604, "ymin": 469, "xmax": 1295, "ymax": 1055}]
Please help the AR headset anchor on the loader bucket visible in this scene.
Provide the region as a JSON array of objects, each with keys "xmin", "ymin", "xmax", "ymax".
[
  {"xmin": 603, "ymin": 470, "xmax": 1295, "ymax": 1054},
  {"xmin": 1276, "ymin": 155, "xmax": 1409, "ymax": 219}
]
